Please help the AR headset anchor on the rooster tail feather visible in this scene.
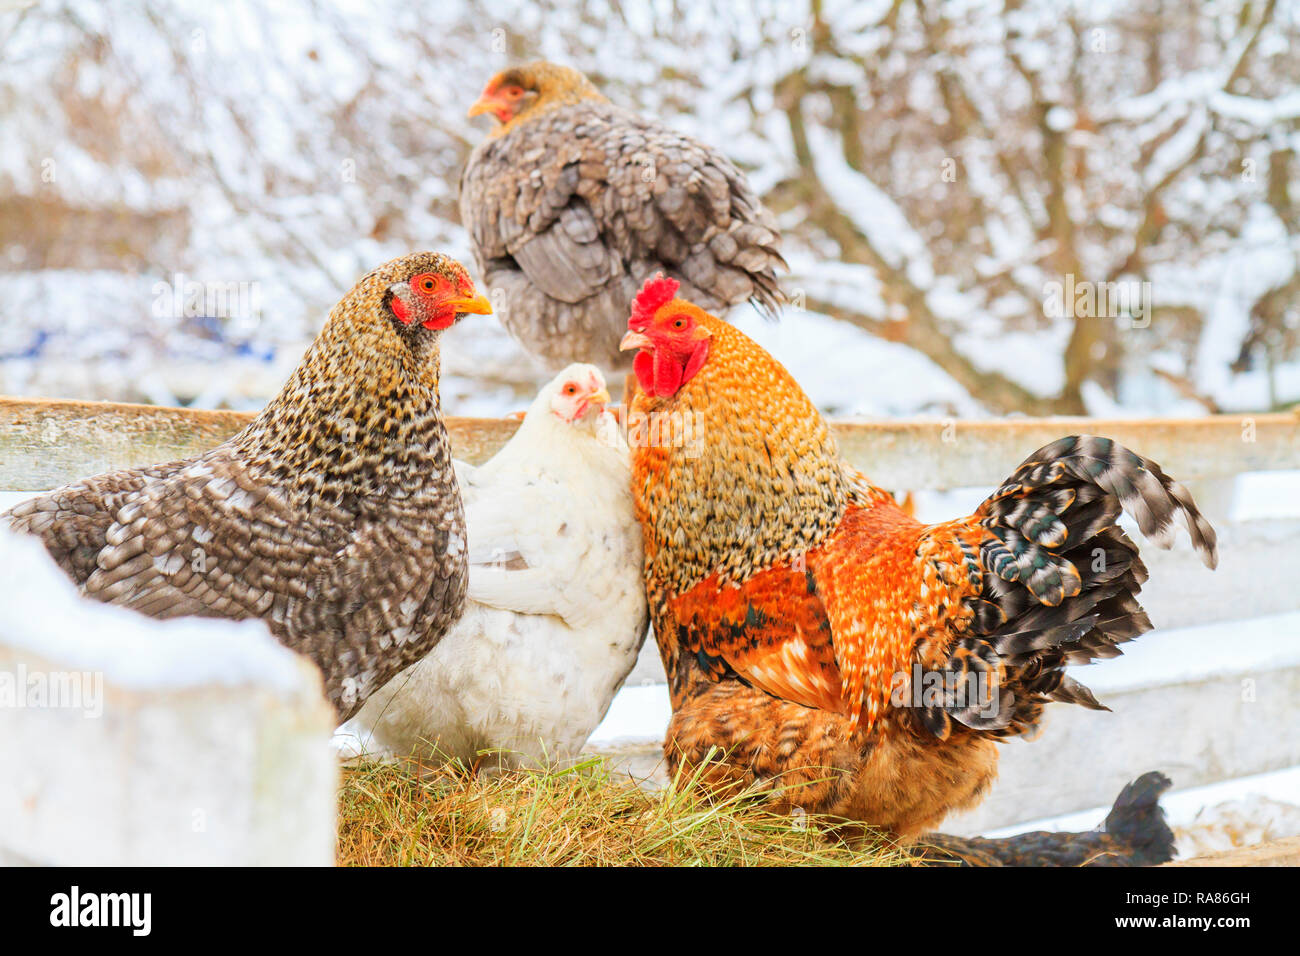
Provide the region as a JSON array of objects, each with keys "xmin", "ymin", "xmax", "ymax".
[
  {"xmin": 929, "ymin": 436, "xmax": 1218, "ymax": 740},
  {"xmin": 980, "ymin": 435, "xmax": 1218, "ymax": 570}
]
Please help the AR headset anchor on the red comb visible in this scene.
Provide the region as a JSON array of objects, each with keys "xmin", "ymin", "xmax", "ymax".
[{"xmin": 630, "ymin": 274, "xmax": 679, "ymax": 327}]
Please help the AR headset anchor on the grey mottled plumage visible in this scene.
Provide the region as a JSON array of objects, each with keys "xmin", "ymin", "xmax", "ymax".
[
  {"xmin": 4, "ymin": 252, "xmax": 493, "ymax": 721},
  {"xmin": 460, "ymin": 62, "xmax": 785, "ymax": 367}
]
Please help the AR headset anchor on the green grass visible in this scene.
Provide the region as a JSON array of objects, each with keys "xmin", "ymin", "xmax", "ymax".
[{"xmin": 336, "ymin": 752, "xmax": 911, "ymax": 867}]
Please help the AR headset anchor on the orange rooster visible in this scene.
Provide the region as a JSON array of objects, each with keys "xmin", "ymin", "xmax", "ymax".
[{"xmin": 620, "ymin": 275, "xmax": 1218, "ymax": 845}]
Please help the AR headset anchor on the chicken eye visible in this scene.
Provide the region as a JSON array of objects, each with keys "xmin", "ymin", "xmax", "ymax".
[
  {"xmin": 564, "ymin": 384, "xmax": 578, "ymax": 395},
  {"xmin": 413, "ymin": 274, "xmax": 439, "ymax": 296},
  {"xmin": 505, "ymin": 85, "xmax": 524, "ymax": 99},
  {"xmin": 672, "ymin": 317, "xmax": 687, "ymax": 329}
]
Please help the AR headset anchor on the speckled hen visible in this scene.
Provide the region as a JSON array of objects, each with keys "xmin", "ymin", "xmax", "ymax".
[
  {"xmin": 460, "ymin": 61, "xmax": 784, "ymax": 368},
  {"xmin": 621, "ymin": 275, "xmax": 1218, "ymax": 862},
  {"xmin": 3, "ymin": 252, "xmax": 491, "ymax": 721}
]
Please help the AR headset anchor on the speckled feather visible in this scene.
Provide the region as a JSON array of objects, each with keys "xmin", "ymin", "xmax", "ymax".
[
  {"xmin": 460, "ymin": 62, "xmax": 785, "ymax": 368},
  {"xmin": 630, "ymin": 297, "xmax": 1217, "ymax": 840},
  {"xmin": 4, "ymin": 252, "xmax": 477, "ymax": 721}
]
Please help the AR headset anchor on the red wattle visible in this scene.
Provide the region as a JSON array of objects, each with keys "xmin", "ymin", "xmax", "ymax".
[
  {"xmin": 391, "ymin": 297, "xmax": 411, "ymax": 324},
  {"xmin": 633, "ymin": 350, "xmax": 656, "ymax": 395},
  {"xmin": 633, "ymin": 342, "xmax": 709, "ymax": 398},
  {"xmin": 653, "ymin": 348, "xmax": 684, "ymax": 398}
]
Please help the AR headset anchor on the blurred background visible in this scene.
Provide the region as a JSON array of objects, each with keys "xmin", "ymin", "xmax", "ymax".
[{"xmin": 1, "ymin": 0, "xmax": 1297, "ymax": 420}]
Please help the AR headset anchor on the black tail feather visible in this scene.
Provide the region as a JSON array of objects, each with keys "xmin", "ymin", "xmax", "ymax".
[
  {"xmin": 914, "ymin": 771, "xmax": 1176, "ymax": 867},
  {"xmin": 938, "ymin": 436, "xmax": 1219, "ymax": 738},
  {"xmin": 1102, "ymin": 771, "xmax": 1177, "ymax": 866}
]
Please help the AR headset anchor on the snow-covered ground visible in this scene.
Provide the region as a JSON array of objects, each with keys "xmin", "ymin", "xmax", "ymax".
[
  {"xmin": 0, "ymin": 528, "xmax": 337, "ymax": 866},
  {"xmin": 0, "ymin": 526, "xmax": 304, "ymax": 691}
]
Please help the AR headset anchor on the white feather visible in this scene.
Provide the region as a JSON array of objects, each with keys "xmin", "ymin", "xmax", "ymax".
[{"xmin": 347, "ymin": 365, "xmax": 648, "ymax": 769}]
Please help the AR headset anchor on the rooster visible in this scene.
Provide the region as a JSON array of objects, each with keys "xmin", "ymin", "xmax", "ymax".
[
  {"xmin": 3, "ymin": 252, "xmax": 492, "ymax": 721},
  {"xmin": 460, "ymin": 61, "xmax": 784, "ymax": 368},
  {"xmin": 349, "ymin": 364, "xmax": 648, "ymax": 769},
  {"xmin": 620, "ymin": 275, "xmax": 1218, "ymax": 855}
]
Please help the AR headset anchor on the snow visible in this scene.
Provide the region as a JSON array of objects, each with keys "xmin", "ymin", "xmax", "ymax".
[
  {"xmin": 804, "ymin": 122, "xmax": 933, "ymax": 284},
  {"xmin": 1189, "ymin": 205, "xmax": 1296, "ymax": 402},
  {"xmin": 1209, "ymin": 88, "xmax": 1300, "ymax": 125},
  {"xmin": 731, "ymin": 304, "xmax": 983, "ymax": 417},
  {"xmin": 0, "ymin": 527, "xmax": 309, "ymax": 692},
  {"xmin": 587, "ymin": 683, "xmax": 673, "ymax": 747},
  {"xmin": 1233, "ymin": 469, "xmax": 1300, "ymax": 521},
  {"xmin": 953, "ymin": 325, "xmax": 1069, "ymax": 399}
]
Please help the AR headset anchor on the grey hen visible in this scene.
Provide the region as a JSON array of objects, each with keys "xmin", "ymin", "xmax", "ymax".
[{"xmin": 460, "ymin": 61, "xmax": 785, "ymax": 368}]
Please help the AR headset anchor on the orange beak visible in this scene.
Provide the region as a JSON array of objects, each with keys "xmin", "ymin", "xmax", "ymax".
[
  {"xmin": 619, "ymin": 330, "xmax": 652, "ymax": 351},
  {"xmin": 446, "ymin": 293, "xmax": 493, "ymax": 316}
]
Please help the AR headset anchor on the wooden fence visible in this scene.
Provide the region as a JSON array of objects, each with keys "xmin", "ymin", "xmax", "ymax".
[{"xmin": 2, "ymin": 395, "xmax": 1297, "ymax": 493}]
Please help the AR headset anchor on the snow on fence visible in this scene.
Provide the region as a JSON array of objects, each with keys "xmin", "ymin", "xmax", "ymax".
[
  {"xmin": 0, "ymin": 529, "xmax": 337, "ymax": 866},
  {"xmin": 1, "ymin": 396, "xmax": 1298, "ymax": 860}
]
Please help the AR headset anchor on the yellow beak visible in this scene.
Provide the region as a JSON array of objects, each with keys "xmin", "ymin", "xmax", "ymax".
[
  {"xmin": 446, "ymin": 293, "xmax": 493, "ymax": 316},
  {"xmin": 467, "ymin": 96, "xmax": 496, "ymax": 119},
  {"xmin": 589, "ymin": 387, "xmax": 612, "ymax": 406},
  {"xmin": 619, "ymin": 330, "xmax": 652, "ymax": 351}
]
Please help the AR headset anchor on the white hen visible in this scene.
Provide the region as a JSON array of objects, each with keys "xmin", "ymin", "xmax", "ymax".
[{"xmin": 347, "ymin": 364, "xmax": 647, "ymax": 769}]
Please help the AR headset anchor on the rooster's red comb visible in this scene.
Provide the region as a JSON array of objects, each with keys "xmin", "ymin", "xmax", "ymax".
[{"xmin": 630, "ymin": 274, "xmax": 680, "ymax": 328}]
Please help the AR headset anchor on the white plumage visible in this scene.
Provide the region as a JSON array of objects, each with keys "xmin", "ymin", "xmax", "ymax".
[{"xmin": 347, "ymin": 364, "xmax": 648, "ymax": 769}]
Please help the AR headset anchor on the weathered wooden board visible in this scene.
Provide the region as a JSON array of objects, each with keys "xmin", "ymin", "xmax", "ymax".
[
  {"xmin": 0, "ymin": 395, "xmax": 1296, "ymax": 492},
  {"xmin": 0, "ymin": 396, "xmax": 519, "ymax": 490},
  {"xmin": 832, "ymin": 412, "xmax": 1300, "ymax": 490}
]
